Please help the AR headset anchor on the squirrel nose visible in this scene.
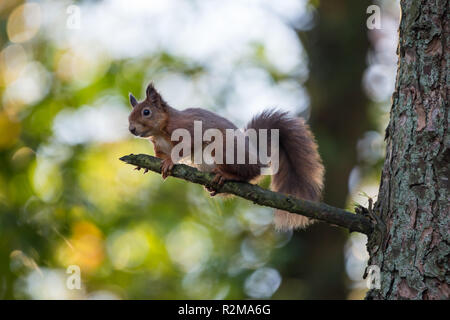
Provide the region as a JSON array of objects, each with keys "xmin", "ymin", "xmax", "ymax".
[{"xmin": 129, "ymin": 126, "xmax": 137, "ymax": 135}]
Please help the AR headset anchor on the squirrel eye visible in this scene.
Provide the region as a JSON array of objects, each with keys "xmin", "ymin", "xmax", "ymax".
[{"xmin": 142, "ymin": 109, "xmax": 151, "ymax": 117}]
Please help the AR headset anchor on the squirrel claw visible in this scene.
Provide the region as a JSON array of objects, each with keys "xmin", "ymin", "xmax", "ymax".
[
  {"xmin": 160, "ymin": 159, "xmax": 174, "ymax": 179},
  {"xmin": 134, "ymin": 166, "xmax": 141, "ymax": 171},
  {"xmin": 204, "ymin": 185, "xmax": 218, "ymax": 197},
  {"xmin": 143, "ymin": 168, "xmax": 149, "ymax": 174}
]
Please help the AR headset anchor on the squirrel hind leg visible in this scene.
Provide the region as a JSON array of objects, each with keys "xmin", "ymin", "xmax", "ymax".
[
  {"xmin": 205, "ymin": 163, "xmax": 261, "ymax": 197},
  {"xmin": 203, "ymin": 166, "xmax": 246, "ymax": 197}
]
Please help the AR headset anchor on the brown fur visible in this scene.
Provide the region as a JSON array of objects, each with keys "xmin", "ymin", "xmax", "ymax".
[
  {"xmin": 128, "ymin": 83, "xmax": 324, "ymax": 230},
  {"xmin": 247, "ymin": 110, "xmax": 324, "ymax": 230}
]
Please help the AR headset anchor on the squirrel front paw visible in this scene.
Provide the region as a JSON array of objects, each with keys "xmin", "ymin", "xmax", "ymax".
[{"xmin": 160, "ymin": 158, "xmax": 174, "ymax": 179}]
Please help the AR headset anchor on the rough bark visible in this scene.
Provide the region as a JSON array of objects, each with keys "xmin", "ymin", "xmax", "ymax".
[
  {"xmin": 366, "ymin": 0, "xmax": 449, "ymax": 300},
  {"xmin": 120, "ymin": 154, "xmax": 373, "ymax": 234}
]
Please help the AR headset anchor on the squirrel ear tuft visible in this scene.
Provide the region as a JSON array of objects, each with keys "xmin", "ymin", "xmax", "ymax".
[
  {"xmin": 129, "ymin": 93, "xmax": 138, "ymax": 107},
  {"xmin": 146, "ymin": 82, "xmax": 158, "ymax": 100},
  {"xmin": 146, "ymin": 82, "xmax": 167, "ymax": 110}
]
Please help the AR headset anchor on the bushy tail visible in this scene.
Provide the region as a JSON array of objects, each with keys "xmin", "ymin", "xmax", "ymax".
[{"xmin": 246, "ymin": 109, "xmax": 324, "ymax": 230}]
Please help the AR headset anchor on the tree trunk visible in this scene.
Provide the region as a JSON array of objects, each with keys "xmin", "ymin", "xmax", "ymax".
[{"xmin": 366, "ymin": 0, "xmax": 449, "ymax": 299}]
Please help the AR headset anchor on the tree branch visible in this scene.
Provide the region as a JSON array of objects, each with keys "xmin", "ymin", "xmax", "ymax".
[{"xmin": 120, "ymin": 154, "xmax": 373, "ymax": 235}]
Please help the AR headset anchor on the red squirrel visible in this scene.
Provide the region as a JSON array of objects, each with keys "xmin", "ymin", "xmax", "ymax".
[{"xmin": 128, "ymin": 82, "xmax": 324, "ymax": 230}]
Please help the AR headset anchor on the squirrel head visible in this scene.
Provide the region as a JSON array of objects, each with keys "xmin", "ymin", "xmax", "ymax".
[{"xmin": 128, "ymin": 82, "xmax": 169, "ymax": 137}]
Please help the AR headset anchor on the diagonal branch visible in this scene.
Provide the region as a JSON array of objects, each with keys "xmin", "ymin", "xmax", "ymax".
[{"xmin": 120, "ymin": 154, "xmax": 373, "ymax": 235}]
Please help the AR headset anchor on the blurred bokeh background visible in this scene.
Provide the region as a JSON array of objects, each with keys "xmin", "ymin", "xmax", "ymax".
[{"xmin": 0, "ymin": 0, "xmax": 400, "ymax": 299}]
